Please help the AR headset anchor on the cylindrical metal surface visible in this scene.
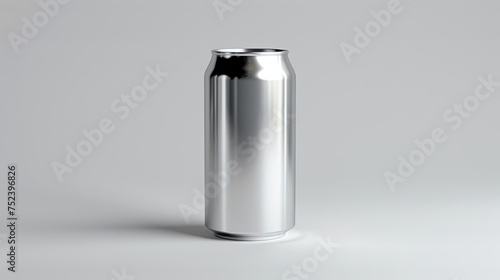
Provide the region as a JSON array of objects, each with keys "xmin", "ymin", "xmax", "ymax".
[{"xmin": 204, "ymin": 48, "xmax": 296, "ymax": 241}]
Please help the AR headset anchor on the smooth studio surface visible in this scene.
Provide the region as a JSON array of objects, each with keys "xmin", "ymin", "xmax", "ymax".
[{"xmin": 1, "ymin": 0, "xmax": 500, "ymax": 279}]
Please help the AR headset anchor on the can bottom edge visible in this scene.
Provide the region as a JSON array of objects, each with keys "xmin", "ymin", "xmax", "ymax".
[{"xmin": 211, "ymin": 230, "xmax": 286, "ymax": 241}]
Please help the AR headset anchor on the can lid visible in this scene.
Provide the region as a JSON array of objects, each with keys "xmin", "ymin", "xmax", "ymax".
[{"xmin": 212, "ymin": 48, "xmax": 289, "ymax": 56}]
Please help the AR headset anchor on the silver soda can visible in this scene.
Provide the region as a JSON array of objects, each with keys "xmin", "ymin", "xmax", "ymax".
[{"xmin": 205, "ymin": 48, "xmax": 296, "ymax": 241}]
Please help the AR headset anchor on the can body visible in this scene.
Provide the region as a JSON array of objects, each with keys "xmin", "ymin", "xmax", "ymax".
[{"xmin": 204, "ymin": 48, "xmax": 296, "ymax": 241}]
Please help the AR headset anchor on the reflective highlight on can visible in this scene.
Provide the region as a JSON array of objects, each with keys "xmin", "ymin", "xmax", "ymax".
[{"xmin": 205, "ymin": 48, "xmax": 296, "ymax": 241}]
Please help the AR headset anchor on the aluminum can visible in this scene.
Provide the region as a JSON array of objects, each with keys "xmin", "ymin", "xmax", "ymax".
[{"xmin": 205, "ymin": 48, "xmax": 296, "ymax": 241}]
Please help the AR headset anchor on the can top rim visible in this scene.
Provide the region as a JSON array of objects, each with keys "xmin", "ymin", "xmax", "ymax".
[{"xmin": 212, "ymin": 48, "xmax": 289, "ymax": 56}]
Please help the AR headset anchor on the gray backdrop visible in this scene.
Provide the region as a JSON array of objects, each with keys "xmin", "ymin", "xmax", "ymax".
[{"xmin": 1, "ymin": 0, "xmax": 499, "ymax": 279}]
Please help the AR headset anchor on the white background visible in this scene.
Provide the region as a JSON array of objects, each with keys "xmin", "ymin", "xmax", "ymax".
[{"xmin": 1, "ymin": 0, "xmax": 500, "ymax": 279}]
